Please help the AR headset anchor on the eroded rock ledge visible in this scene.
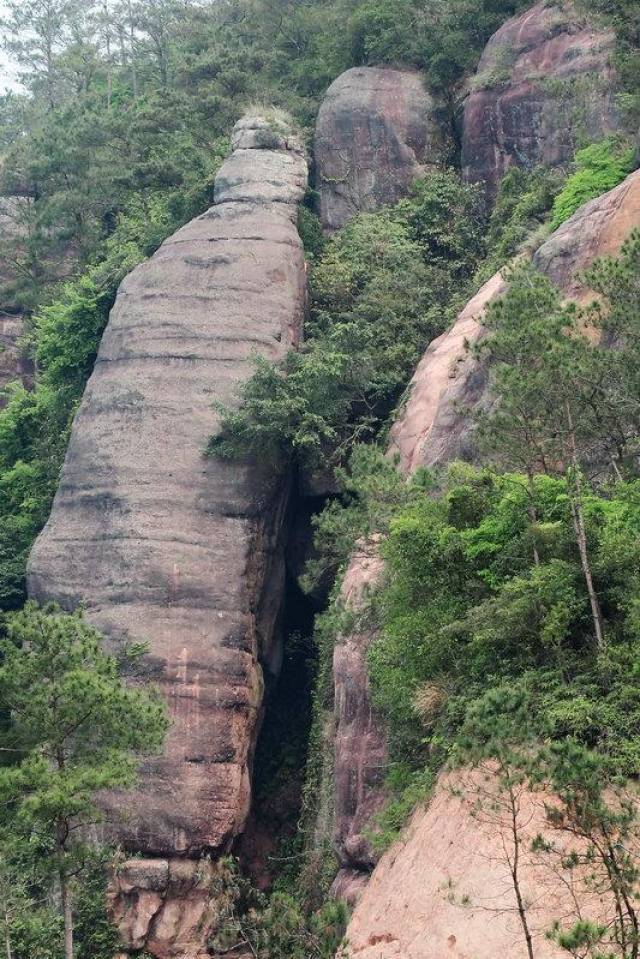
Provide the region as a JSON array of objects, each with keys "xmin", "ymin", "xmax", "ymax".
[{"xmin": 27, "ymin": 116, "xmax": 308, "ymax": 957}]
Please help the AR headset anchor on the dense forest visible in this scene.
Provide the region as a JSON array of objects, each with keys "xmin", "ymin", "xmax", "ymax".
[{"xmin": 1, "ymin": 0, "xmax": 640, "ymax": 957}]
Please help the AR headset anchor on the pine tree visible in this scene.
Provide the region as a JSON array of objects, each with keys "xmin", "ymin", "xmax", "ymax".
[{"xmin": 0, "ymin": 602, "xmax": 168, "ymax": 959}]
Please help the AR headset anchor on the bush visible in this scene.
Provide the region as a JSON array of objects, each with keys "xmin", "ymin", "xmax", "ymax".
[{"xmin": 550, "ymin": 137, "xmax": 635, "ymax": 230}]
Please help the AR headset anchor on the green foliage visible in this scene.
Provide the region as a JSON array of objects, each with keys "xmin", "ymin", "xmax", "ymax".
[
  {"xmin": 550, "ymin": 137, "xmax": 636, "ymax": 230},
  {"xmin": 373, "ymin": 468, "xmax": 640, "ymax": 774},
  {"xmin": 212, "ymin": 172, "xmax": 484, "ymax": 470},
  {"xmin": 479, "ymin": 165, "xmax": 565, "ymax": 279},
  {"xmin": 0, "ymin": 602, "xmax": 168, "ymax": 953},
  {"xmin": 579, "ymin": 0, "xmax": 640, "ymax": 126},
  {"xmin": 209, "ymin": 858, "xmax": 348, "ymax": 959},
  {"xmin": 347, "ymin": 0, "xmax": 529, "ymax": 94}
]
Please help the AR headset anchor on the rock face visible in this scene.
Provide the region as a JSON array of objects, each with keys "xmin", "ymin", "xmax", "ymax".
[
  {"xmin": 315, "ymin": 67, "xmax": 447, "ymax": 231},
  {"xmin": 27, "ymin": 116, "xmax": 308, "ymax": 956},
  {"xmin": 331, "ymin": 541, "xmax": 387, "ymax": 889},
  {"xmin": 462, "ymin": 0, "xmax": 618, "ymax": 198},
  {"xmin": 108, "ymin": 859, "xmax": 221, "ymax": 959},
  {"xmin": 343, "ymin": 768, "xmax": 615, "ymax": 959}
]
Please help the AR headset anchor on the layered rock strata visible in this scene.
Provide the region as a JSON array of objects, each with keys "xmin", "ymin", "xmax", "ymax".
[
  {"xmin": 27, "ymin": 116, "xmax": 308, "ymax": 956},
  {"xmin": 315, "ymin": 67, "xmax": 448, "ymax": 231},
  {"xmin": 462, "ymin": 0, "xmax": 618, "ymax": 198},
  {"xmin": 331, "ymin": 169, "xmax": 640, "ymax": 907}
]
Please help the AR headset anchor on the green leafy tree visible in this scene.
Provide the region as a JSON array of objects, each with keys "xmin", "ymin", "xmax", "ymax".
[{"xmin": 0, "ymin": 603, "xmax": 168, "ymax": 959}]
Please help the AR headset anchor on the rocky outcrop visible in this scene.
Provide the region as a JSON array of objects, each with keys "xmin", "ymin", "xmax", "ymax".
[
  {"xmin": 108, "ymin": 859, "xmax": 221, "ymax": 959},
  {"xmin": 342, "ymin": 768, "xmax": 615, "ymax": 959},
  {"xmin": 390, "ymin": 168, "xmax": 640, "ymax": 470},
  {"xmin": 27, "ymin": 116, "xmax": 308, "ymax": 957},
  {"xmin": 332, "ymin": 169, "xmax": 640, "ymax": 911},
  {"xmin": 462, "ymin": 0, "xmax": 618, "ymax": 198},
  {"xmin": 315, "ymin": 67, "xmax": 448, "ymax": 231}
]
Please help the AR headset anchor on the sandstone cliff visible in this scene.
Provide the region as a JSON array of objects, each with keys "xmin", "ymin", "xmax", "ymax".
[
  {"xmin": 343, "ymin": 767, "xmax": 620, "ymax": 959},
  {"xmin": 27, "ymin": 116, "xmax": 308, "ymax": 957},
  {"xmin": 315, "ymin": 67, "xmax": 448, "ymax": 231},
  {"xmin": 337, "ymin": 169, "xmax": 640, "ymax": 949},
  {"xmin": 462, "ymin": 0, "xmax": 618, "ymax": 198}
]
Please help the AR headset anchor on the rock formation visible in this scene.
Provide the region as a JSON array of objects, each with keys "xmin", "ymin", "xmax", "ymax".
[
  {"xmin": 390, "ymin": 167, "xmax": 640, "ymax": 471},
  {"xmin": 336, "ymin": 168, "xmax": 640, "ymax": 948},
  {"xmin": 342, "ymin": 768, "xmax": 616, "ymax": 959},
  {"xmin": 27, "ymin": 116, "xmax": 308, "ymax": 957},
  {"xmin": 462, "ymin": 0, "xmax": 618, "ymax": 198},
  {"xmin": 331, "ymin": 540, "xmax": 387, "ymax": 889},
  {"xmin": 315, "ymin": 67, "xmax": 448, "ymax": 231}
]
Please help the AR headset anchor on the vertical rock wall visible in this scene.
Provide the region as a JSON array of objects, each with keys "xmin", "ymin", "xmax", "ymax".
[
  {"xmin": 27, "ymin": 116, "xmax": 308, "ymax": 957},
  {"xmin": 461, "ymin": 0, "xmax": 619, "ymax": 198}
]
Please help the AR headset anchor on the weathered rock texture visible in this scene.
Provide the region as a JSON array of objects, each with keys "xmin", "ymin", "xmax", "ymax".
[
  {"xmin": 108, "ymin": 859, "xmax": 221, "ymax": 959},
  {"xmin": 343, "ymin": 768, "xmax": 619, "ymax": 959},
  {"xmin": 27, "ymin": 116, "xmax": 308, "ymax": 956},
  {"xmin": 331, "ymin": 169, "xmax": 640, "ymax": 910},
  {"xmin": 332, "ymin": 540, "xmax": 387, "ymax": 882},
  {"xmin": 0, "ymin": 197, "xmax": 35, "ymax": 402},
  {"xmin": 315, "ymin": 67, "xmax": 447, "ymax": 231},
  {"xmin": 462, "ymin": 0, "xmax": 618, "ymax": 198}
]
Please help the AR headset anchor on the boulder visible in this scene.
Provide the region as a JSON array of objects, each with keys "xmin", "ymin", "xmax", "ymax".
[
  {"xmin": 27, "ymin": 115, "xmax": 308, "ymax": 954},
  {"xmin": 462, "ymin": 0, "xmax": 618, "ymax": 199},
  {"xmin": 108, "ymin": 858, "xmax": 223, "ymax": 959},
  {"xmin": 315, "ymin": 67, "xmax": 448, "ymax": 231}
]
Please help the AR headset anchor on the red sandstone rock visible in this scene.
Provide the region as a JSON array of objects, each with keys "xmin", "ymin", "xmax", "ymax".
[
  {"xmin": 315, "ymin": 67, "xmax": 448, "ymax": 231},
  {"xmin": 332, "ymin": 540, "xmax": 387, "ymax": 885},
  {"xmin": 343, "ymin": 768, "xmax": 619, "ymax": 958},
  {"xmin": 27, "ymin": 116, "xmax": 308, "ymax": 956},
  {"xmin": 462, "ymin": 0, "xmax": 618, "ymax": 198}
]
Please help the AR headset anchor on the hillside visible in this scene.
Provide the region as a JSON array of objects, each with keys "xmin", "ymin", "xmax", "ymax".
[{"xmin": 0, "ymin": 1, "xmax": 640, "ymax": 958}]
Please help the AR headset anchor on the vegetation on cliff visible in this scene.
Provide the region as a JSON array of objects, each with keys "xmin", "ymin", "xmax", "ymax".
[{"xmin": 0, "ymin": 0, "xmax": 639, "ymax": 956}]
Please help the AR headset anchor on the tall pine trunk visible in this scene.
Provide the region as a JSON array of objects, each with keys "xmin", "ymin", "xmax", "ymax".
[
  {"xmin": 3, "ymin": 908, "xmax": 12, "ymax": 959},
  {"xmin": 564, "ymin": 402, "xmax": 606, "ymax": 651},
  {"xmin": 60, "ymin": 867, "xmax": 74, "ymax": 959}
]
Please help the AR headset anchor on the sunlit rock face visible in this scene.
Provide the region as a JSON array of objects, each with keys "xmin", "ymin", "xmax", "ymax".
[
  {"xmin": 389, "ymin": 168, "xmax": 640, "ymax": 471},
  {"xmin": 342, "ymin": 767, "xmax": 619, "ymax": 959},
  {"xmin": 462, "ymin": 0, "xmax": 619, "ymax": 199},
  {"xmin": 315, "ymin": 66, "xmax": 449, "ymax": 231},
  {"xmin": 28, "ymin": 116, "xmax": 307, "ymax": 870}
]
